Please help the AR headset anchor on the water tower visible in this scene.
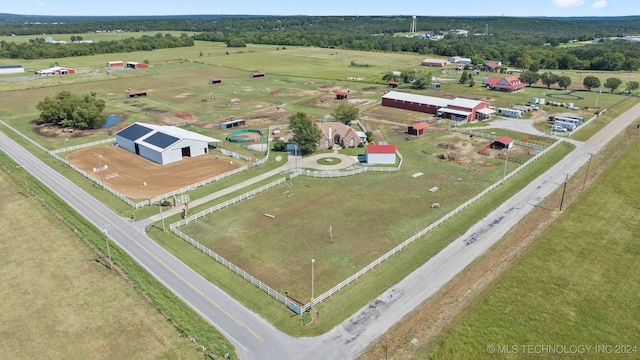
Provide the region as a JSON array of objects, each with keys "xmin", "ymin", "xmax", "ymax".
[{"xmin": 411, "ymin": 16, "xmax": 417, "ymax": 33}]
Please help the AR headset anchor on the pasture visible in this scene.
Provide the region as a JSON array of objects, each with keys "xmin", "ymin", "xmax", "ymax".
[
  {"xmin": 426, "ymin": 128, "xmax": 640, "ymax": 359},
  {"xmin": 0, "ymin": 154, "xmax": 203, "ymax": 360},
  {"xmin": 180, "ymin": 130, "xmax": 535, "ymax": 303},
  {"xmin": 1, "ymin": 37, "xmax": 635, "ymax": 337}
]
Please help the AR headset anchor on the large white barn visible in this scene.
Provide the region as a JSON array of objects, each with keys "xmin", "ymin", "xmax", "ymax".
[{"xmin": 115, "ymin": 122, "xmax": 222, "ymax": 165}]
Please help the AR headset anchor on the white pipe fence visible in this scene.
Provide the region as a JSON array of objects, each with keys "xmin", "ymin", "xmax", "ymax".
[
  {"xmin": 136, "ymin": 165, "xmax": 249, "ymax": 208},
  {"xmin": 452, "ymin": 128, "xmax": 546, "ymax": 151},
  {"xmin": 51, "ymin": 138, "xmax": 116, "ymax": 154},
  {"xmin": 166, "ymin": 139, "xmax": 557, "ymax": 313},
  {"xmin": 170, "ymin": 177, "xmax": 287, "ymax": 229},
  {"xmin": 4, "ymin": 118, "xmax": 560, "ymax": 314},
  {"xmin": 298, "ymin": 139, "xmax": 559, "ymax": 312}
]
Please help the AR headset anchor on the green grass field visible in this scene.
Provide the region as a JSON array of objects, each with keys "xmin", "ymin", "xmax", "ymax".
[
  {"xmin": 0, "ymin": 153, "xmax": 206, "ymax": 360},
  {"xmin": 427, "ymin": 130, "xmax": 640, "ymax": 360}
]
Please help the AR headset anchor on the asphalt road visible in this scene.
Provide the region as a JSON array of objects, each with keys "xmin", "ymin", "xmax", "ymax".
[{"xmin": 1, "ymin": 103, "xmax": 638, "ymax": 359}]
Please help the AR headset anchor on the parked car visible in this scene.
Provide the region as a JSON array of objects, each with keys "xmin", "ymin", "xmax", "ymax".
[{"xmin": 551, "ymin": 125, "xmax": 567, "ymax": 132}]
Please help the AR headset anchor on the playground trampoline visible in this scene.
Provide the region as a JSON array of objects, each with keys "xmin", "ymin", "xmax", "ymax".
[{"xmin": 226, "ymin": 129, "xmax": 264, "ymax": 144}]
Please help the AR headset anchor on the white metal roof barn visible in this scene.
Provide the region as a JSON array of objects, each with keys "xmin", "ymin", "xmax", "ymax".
[{"xmin": 115, "ymin": 122, "xmax": 221, "ymax": 165}]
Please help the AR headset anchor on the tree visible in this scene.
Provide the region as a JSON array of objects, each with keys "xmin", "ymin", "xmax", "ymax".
[
  {"xmin": 515, "ymin": 53, "xmax": 533, "ymax": 71},
  {"xmin": 604, "ymin": 77, "xmax": 623, "ymax": 93},
  {"xmin": 540, "ymin": 72, "xmax": 559, "ymax": 88},
  {"xmin": 583, "ymin": 76, "xmax": 601, "ymax": 91},
  {"xmin": 272, "ymin": 140, "xmax": 286, "ymax": 152},
  {"xmin": 557, "ymin": 75, "xmax": 572, "ymax": 90},
  {"xmin": 519, "ymin": 71, "xmax": 540, "ymax": 86},
  {"xmin": 290, "ymin": 112, "xmax": 321, "ymax": 155},
  {"xmin": 625, "ymin": 81, "xmax": 639, "ymax": 95},
  {"xmin": 332, "ymin": 102, "xmax": 359, "ymax": 125},
  {"xmin": 36, "ymin": 91, "xmax": 106, "ymax": 129},
  {"xmin": 459, "ymin": 70, "xmax": 469, "ymax": 84},
  {"xmin": 412, "ymin": 71, "xmax": 432, "ymax": 90}
]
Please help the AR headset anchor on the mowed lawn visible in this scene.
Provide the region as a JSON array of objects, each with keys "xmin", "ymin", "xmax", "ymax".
[
  {"xmin": 427, "ymin": 134, "xmax": 640, "ymax": 359},
  {"xmin": 0, "ymin": 161, "xmax": 202, "ymax": 360}
]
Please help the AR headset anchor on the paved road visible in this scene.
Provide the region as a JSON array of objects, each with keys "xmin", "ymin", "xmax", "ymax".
[{"xmin": 2, "ymin": 103, "xmax": 638, "ymax": 359}]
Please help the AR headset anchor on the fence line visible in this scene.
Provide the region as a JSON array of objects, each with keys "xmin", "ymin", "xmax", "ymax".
[
  {"xmin": 298, "ymin": 139, "xmax": 559, "ymax": 312},
  {"xmin": 0, "ymin": 120, "xmax": 258, "ymax": 209},
  {"xmin": 169, "ymin": 177, "xmax": 287, "ymax": 229},
  {"xmin": 0, "ymin": 120, "xmax": 137, "ymax": 207},
  {"xmin": 51, "ymin": 138, "xmax": 116, "ymax": 154},
  {"xmin": 135, "ymin": 165, "xmax": 249, "ymax": 208},
  {"xmin": 167, "ymin": 140, "xmax": 556, "ymax": 314},
  {"xmin": 452, "ymin": 129, "xmax": 546, "ymax": 151}
]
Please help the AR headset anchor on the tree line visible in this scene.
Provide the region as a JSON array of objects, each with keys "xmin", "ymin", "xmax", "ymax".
[
  {"xmin": 0, "ymin": 15, "xmax": 638, "ymax": 72},
  {"xmin": 0, "ymin": 33, "xmax": 193, "ymax": 60}
]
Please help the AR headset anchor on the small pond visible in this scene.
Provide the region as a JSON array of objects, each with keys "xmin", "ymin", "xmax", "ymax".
[{"xmin": 103, "ymin": 115, "xmax": 122, "ymax": 128}]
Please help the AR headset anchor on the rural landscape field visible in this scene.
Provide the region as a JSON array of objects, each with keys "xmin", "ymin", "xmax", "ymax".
[{"xmin": 1, "ymin": 11, "xmax": 640, "ymax": 360}]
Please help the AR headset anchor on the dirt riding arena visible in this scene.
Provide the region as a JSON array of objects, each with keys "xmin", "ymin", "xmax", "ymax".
[{"xmin": 67, "ymin": 146, "xmax": 243, "ymax": 199}]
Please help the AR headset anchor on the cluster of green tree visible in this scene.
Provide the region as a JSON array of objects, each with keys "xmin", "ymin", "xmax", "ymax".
[
  {"xmin": 0, "ymin": 33, "xmax": 193, "ymax": 59},
  {"xmin": 382, "ymin": 70, "xmax": 432, "ymax": 89},
  {"xmin": 193, "ymin": 29, "xmax": 640, "ymax": 71},
  {"xmin": 519, "ymin": 70, "xmax": 640, "ymax": 94},
  {"xmin": 2, "ymin": 14, "xmax": 639, "ymax": 38},
  {"xmin": 1, "ymin": 15, "xmax": 639, "ymax": 71},
  {"xmin": 35, "ymin": 91, "xmax": 106, "ymax": 129}
]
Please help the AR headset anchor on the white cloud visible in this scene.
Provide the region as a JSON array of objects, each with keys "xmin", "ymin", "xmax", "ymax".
[
  {"xmin": 592, "ymin": 0, "xmax": 608, "ymax": 9},
  {"xmin": 552, "ymin": 0, "xmax": 584, "ymax": 7}
]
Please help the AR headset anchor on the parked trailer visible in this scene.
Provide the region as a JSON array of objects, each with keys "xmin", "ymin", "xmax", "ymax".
[
  {"xmin": 554, "ymin": 120, "xmax": 576, "ymax": 131},
  {"xmin": 554, "ymin": 117, "xmax": 581, "ymax": 125},
  {"xmin": 569, "ymin": 115, "xmax": 585, "ymax": 122},
  {"xmin": 498, "ymin": 108, "xmax": 523, "ymax": 118}
]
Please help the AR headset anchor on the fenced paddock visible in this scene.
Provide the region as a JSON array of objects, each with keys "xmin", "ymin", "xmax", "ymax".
[{"xmin": 168, "ymin": 141, "xmax": 557, "ymax": 314}]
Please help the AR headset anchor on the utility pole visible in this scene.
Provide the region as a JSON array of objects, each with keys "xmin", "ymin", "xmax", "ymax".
[
  {"xmin": 559, "ymin": 173, "xmax": 569, "ymax": 212},
  {"xmin": 103, "ymin": 228, "xmax": 112, "ymax": 270},
  {"xmin": 502, "ymin": 150, "xmax": 509, "ymax": 181},
  {"xmin": 582, "ymin": 153, "xmax": 594, "ymax": 190},
  {"xmin": 158, "ymin": 200, "xmax": 166, "ymax": 231}
]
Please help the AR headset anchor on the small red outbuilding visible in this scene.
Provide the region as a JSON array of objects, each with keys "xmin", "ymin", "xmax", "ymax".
[{"xmin": 408, "ymin": 123, "xmax": 429, "ymax": 136}]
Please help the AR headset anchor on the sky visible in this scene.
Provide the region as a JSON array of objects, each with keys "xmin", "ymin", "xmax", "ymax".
[{"xmin": 2, "ymin": 0, "xmax": 638, "ymax": 17}]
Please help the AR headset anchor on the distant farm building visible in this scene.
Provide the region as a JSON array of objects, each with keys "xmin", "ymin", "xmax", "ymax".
[
  {"xmin": 388, "ymin": 81, "xmax": 399, "ymax": 88},
  {"xmin": 250, "ymin": 72, "xmax": 265, "ymax": 78},
  {"xmin": 483, "ymin": 76, "xmax": 526, "ymax": 92},
  {"xmin": 408, "ymin": 123, "xmax": 429, "ymax": 136},
  {"xmin": 421, "ymin": 58, "xmax": 450, "ymax": 67},
  {"xmin": 115, "ymin": 122, "xmax": 222, "ymax": 165},
  {"xmin": 0, "ymin": 65, "xmax": 25, "ymax": 75},
  {"xmin": 381, "ymin": 91, "xmax": 495, "ymax": 122},
  {"xmin": 127, "ymin": 62, "xmax": 149, "ymax": 69},
  {"xmin": 366, "ymin": 144, "xmax": 397, "ymax": 164},
  {"xmin": 36, "ymin": 66, "xmax": 76, "ymax": 76},
  {"xmin": 336, "ymin": 91, "xmax": 349, "ymax": 100},
  {"xmin": 318, "ymin": 122, "xmax": 361, "ymax": 150},
  {"xmin": 491, "ymin": 136, "xmax": 514, "ymax": 150},
  {"xmin": 209, "ymin": 78, "xmax": 223, "ymax": 84},
  {"xmin": 127, "ymin": 90, "xmax": 147, "ymax": 98},
  {"xmin": 107, "ymin": 61, "xmax": 124, "ymax": 68},
  {"xmin": 483, "ymin": 60, "xmax": 502, "ymax": 72},
  {"xmin": 449, "ymin": 56, "xmax": 472, "ymax": 65},
  {"xmin": 220, "ymin": 118, "xmax": 245, "ymax": 130}
]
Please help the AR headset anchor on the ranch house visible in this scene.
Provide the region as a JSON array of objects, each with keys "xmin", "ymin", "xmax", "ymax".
[
  {"xmin": 317, "ymin": 122, "xmax": 361, "ymax": 150},
  {"xmin": 482, "ymin": 76, "xmax": 526, "ymax": 92}
]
